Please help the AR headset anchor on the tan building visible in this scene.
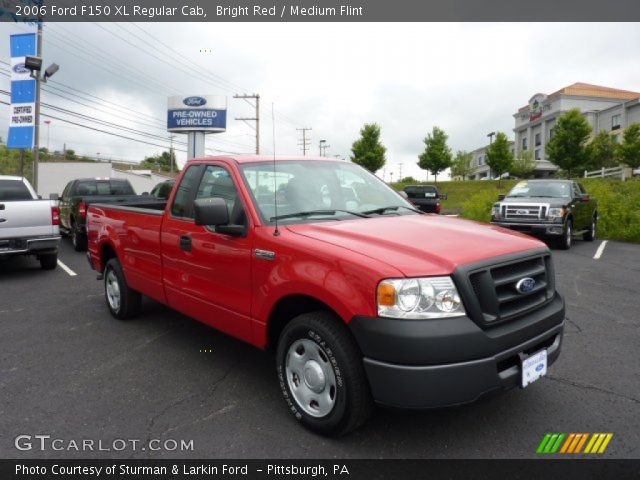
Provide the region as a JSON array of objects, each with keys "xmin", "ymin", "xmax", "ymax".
[{"xmin": 469, "ymin": 82, "xmax": 640, "ymax": 180}]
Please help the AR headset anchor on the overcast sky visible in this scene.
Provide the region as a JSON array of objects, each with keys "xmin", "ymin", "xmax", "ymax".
[{"xmin": 1, "ymin": 22, "xmax": 640, "ymax": 180}]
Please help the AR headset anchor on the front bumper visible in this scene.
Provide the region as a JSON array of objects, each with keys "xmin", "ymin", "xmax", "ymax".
[
  {"xmin": 349, "ymin": 294, "xmax": 564, "ymax": 408},
  {"xmin": 491, "ymin": 221, "xmax": 564, "ymax": 236},
  {"xmin": 0, "ymin": 236, "xmax": 60, "ymax": 256}
]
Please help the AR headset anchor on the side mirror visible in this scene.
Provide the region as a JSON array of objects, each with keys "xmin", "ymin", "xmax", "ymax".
[
  {"xmin": 440, "ymin": 193, "xmax": 448, "ymax": 200},
  {"xmin": 49, "ymin": 193, "xmax": 59, "ymax": 200},
  {"xmin": 498, "ymin": 194, "xmax": 506, "ymax": 201},
  {"xmin": 580, "ymin": 194, "xmax": 590, "ymax": 202},
  {"xmin": 194, "ymin": 197, "xmax": 229, "ymax": 226}
]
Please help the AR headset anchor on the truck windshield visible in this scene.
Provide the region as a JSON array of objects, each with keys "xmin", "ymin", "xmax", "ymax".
[
  {"xmin": 240, "ymin": 160, "xmax": 414, "ymax": 224},
  {"xmin": 0, "ymin": 180, "xmax": 33, "ymax": 201},
  {"xmin": 506, "ymin": 181, "xmax": 571, "ymax": 198}
]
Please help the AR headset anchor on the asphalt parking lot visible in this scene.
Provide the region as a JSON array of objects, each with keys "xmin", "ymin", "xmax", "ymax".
[{"xmin": 1, "ymin": 237, "xmax": 638, "ymax": 459}]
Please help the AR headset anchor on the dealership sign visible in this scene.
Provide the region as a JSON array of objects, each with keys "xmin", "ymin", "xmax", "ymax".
[
  {"xmin": 7, "ymin": 32, "xmax": 37, "ymax": 149},
  {"xmin": 167, "ymin": 95, "xmax": 227, "ymax": 133}
]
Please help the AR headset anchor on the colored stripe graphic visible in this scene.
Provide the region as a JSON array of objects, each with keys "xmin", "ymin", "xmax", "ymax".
[{"xmin": 538, "ymin": 433, "xmax": 613, "ymax": 454}]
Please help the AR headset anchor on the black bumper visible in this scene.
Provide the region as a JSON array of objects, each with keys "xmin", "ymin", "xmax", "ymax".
[
  {"xmin": 491, "ymin": 221, "xmax": 565, "ymax": 237},
  {"xmin": 349, "ymin": 294, "xmax": 564, "ymax": 408}
]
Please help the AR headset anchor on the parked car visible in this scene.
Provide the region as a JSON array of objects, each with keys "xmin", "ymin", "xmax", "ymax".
[
  {"xmin": 0, "ymin": 176, "xmax": 60, "ymax": 269},
  {"xmin": 403, "ymin": 185, "xmax": 446, "ymax": 213},
  {"xmin": 491, "ymin": 179, "xmax": 598, "ymax": 250},
  {"xmin": 149, "ymin": 179, "xmax": 175, "ymax": 200},
  {"xmin": 59, "ymin": 178, "xmax": 158, "ymax": 251},
  {"xmin": 88, "ymin": 156, "xmax": 565, "ymax": 435}
]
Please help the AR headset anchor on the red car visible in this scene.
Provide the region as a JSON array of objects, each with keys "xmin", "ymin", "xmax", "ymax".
[{"xmin": 87, "ymin": 156, "xmax": 565, "ymax": 435}]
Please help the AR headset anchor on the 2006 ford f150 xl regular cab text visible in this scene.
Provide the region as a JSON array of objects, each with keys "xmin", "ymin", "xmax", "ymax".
[{"xmin": 87, "ymin": 156, "xmax": 565, "ymax": 435}]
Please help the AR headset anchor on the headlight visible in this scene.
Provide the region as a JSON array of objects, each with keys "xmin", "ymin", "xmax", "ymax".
[
  {"xmin": 492, "ymin": 203, "xmax": 501, "ymax": 218},
  {"xmin": 548, "ymin": 207, "xmax": 565, "ymax": 220},
  {"xmin": 377, "ymin": 277, "xmax": 465, "ymax": 319}
]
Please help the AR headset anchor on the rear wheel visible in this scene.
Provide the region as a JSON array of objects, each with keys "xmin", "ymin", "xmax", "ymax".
[
  {"xmin": 276, "ymin": 311, "xmax": 373, "ymax": 436},
  {"xmin": 104, "ymin": 258, "xmax": 141, "ymax": 320},
  {"xmin": 583, "ymin": 215, "xmax": 597, "ymax": 241},
  {"xmin": 39, "ymin": 253, "xmax": 58, "ymax": 270},
  {"xmin": 71, "ymin": 226, "xmax": 87, "ymax": 252}
]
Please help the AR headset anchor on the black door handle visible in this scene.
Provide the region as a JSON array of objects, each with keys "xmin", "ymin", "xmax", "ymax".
[{"xmin": 180, "ymin": 235, "xmax": 192, "ymax": 252}]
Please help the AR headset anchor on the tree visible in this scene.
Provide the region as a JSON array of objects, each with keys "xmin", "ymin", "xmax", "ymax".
[
  {"xmin": 585, "ymin": 131, "xmax": 618, "ymax": 170},
  {"xmin": 141, "ymin": 150, "xmax": 176, "ymax": 171},
  {"xmin": 485, "ymin": 132, "xmax": 514, "ymax": 185},
  {"xmin": 350, "ymin": 123, "xmax": 386, "ymax": 173},
  {"xmin": 510, "ymin": 150, "xmax": 536, "ymax": 178},
  {"xmin": 450, "ymin": 150, "xmax": 473, "ymax": 180},
  {"xmin": 418, "ymin": 126, "xmax": 452, "ymax": 184},
  {"xmin": 617, "ymin": 123, "xmax": 640, "ymax": 169},
  {"xmin": 399, "ymin": 176, "xmax": 417, "ymax": 184},
  {"xmin": 546, "ymin": 109, "xmax": 592, "ymax": 178}
]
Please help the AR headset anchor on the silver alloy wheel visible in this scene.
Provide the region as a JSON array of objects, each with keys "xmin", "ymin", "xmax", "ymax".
[
  {"xmin": 591, "ymin": 218, "xmax": 596, "ymax": 237},
  {"xmin": 105, "ymin": 269, "xmax": 121, "ymax": 312},
  {"xmin": 566, "ymin": 223, "xmax": 572, "ymax": 248},
  {"xmin": 285, "ymin": 338, "xmax": 337, "ymax": 418}
]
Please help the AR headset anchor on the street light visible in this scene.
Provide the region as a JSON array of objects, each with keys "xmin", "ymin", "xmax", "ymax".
[
  {"xmin": 43, "ymin": 120, "xmax": 51, "ymax": 151},
  {"xmin": 319, "ymin": 139, "xmax": 326, "ymax": 156},
  {"xmin": 487, "ymin": 131, "xmax": 496, "ymax": 179}
]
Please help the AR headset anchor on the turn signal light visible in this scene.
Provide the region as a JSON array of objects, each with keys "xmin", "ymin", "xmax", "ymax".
[
  {"xmin": 377, "ymin": 282, "xmax": 396, "ymax": 307},
  {"xmin": 51, "ymin": 206, "xmax": 60, "ymax": 226},
  {"xmin": 79, "ymin": 201, "xmax": 87, "ymax": 218}
]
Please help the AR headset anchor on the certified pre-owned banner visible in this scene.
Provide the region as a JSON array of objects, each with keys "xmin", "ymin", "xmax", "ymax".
[{"xmin": 7, "ymin": 32, "xmax": 36, "ymax": 149}]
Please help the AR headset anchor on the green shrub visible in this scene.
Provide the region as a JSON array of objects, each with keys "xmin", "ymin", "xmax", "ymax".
[{"xmin": 460, "ymin": 190, "xmax": 500, "ymax": 223}]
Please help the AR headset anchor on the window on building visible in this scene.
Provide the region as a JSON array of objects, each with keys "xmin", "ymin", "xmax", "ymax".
[
  {"xmin": 612, "ymin": 114, "xmax": 622, "ymax": 131},
  {"xmin": 535, "ymin": 149, "xmax": 541, "ymax": 160},
  {"xmin": 535, "ymin": 133, "xmax": 541, "ymax": 146},
  {"xmin": 549, "ymin": 127, "xmax": 555, "ymax": 139},
  {"xmin": 612, "ymin": 134, "xmax": 620, "ymax": 144},
  {"xmin": 522, "ymin": 137, "xmax": 528, "ymax": 151}
]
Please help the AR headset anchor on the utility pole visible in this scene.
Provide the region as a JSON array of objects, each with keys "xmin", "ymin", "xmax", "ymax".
[
  {"xmin": 296, "ymin": 127, "xmax": 312, "ymax": 155},
  {"xmin": 234, "ymin": 94, "xmax": 260, "ymax": 154},
  {"xmin": 32, "ymin": 20, "xmax": 43, "ymax": 191}
]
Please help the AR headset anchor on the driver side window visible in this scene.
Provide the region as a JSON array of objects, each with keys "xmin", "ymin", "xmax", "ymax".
[{"xmin": 196, "ymin": 166, "xmax": 246, "ymax": 226}]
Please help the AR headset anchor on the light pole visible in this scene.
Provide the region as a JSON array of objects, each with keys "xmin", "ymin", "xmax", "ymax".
[
  {"xmin": 319, "ymin": 139, "xmax": 326, "ymax": 156},
  {"xmin": 487, "ymin": 131, "xmax": 496, "ymax": 179},
  {"xmin": 44, "ymin": 120, "xmax": 51, "ymax": 151}
]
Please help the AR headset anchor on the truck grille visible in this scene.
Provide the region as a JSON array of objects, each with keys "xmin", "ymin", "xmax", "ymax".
[
  {"xmin": 504, "ymin": 204, "xmax": 547, "ymax": 220},
  {"xmin": 465, "ymin": 253, "xmax": 555, "ymax": 326}
]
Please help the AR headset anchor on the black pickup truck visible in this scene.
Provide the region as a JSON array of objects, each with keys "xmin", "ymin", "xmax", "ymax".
[
  {"xmin": 491, "ymin": 179, "xmax": 598, "ymax": 250},
  {"xmin": 403, "ymin": 185, "xmax": 446, "ymax": 214},
  {"xmin": 58, "ymin": 178, "xmax": 161, "ymax": 251}
]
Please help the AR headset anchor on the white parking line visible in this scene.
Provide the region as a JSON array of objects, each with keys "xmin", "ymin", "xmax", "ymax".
[
  {"xmin": 593, "ymin": 240, "xmax": 608, "ymax": 260},
  {"xmin": 57, "ymin": 260, "xmax": 77, "ymax": 277}
]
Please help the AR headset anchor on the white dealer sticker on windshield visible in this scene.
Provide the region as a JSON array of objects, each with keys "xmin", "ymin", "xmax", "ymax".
[{"xmin": 521, "ymin": 349, "xmax": 547, "ymax": 388}]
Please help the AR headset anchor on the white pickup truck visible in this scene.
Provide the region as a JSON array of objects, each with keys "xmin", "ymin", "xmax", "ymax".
[{"xmin": 0, "ymin": 176, "xmax": 61, "ymax": 270}]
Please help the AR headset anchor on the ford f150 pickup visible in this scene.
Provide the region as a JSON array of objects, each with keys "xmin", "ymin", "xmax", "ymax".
[
  {"xmin": 491, "ymin": 179, "xmax": 598, "ymax": 250},
  {"xmin": 0, "ymin": 176, "xmax": 60, "ymax": 269},
  {"xmin": 87, "ymin": 156, "xmax": 565, "ymax": 435},
  {"xmin": 59, "ymin": 178, "xmax": 156, "ymax": 252}
]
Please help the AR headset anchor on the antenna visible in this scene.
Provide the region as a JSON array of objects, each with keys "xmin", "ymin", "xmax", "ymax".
[{"xmin": 272, "ymin": 103, "xmax": 280, "ymax": 237}]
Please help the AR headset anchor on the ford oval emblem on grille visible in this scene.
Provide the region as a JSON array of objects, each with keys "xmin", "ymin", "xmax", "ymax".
[
  {"xmin": 515, "ymin": 277, "xmax": 536, "ymax": 294},
  {"xmin": 183, "ymin": 96, "xmax": 207, "ymax": 107},
  {"xmin": 516, "ymin": 209, "xmax": 529, "ymax": 215}
]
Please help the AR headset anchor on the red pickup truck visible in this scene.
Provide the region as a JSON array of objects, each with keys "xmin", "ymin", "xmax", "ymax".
[{"xmin": 87, "ymin": 156, "xmax": 565, "ymax": 435}]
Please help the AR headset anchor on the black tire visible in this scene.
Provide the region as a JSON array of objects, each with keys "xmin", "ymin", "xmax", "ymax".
[
  {"xmin": 276, "ymin": 311, "xmax": 373, "ymax": 436},
  {"xmin": 558, "ymin": 218, "xmax": 573, "ymax": 250},
  {"xmin": 583, "ymin": 215, "xmax": 597, "ymax": 241},
  {"xmin": 104, "ymin": 258, "xmax": 141, "ymax": 320},
  {"xmin": 39, "ymin": 253, "xmax": 58, "ymax": 270},
  {"xmin": 71, "ymin": 226, "xmax": 87, "ymax": 252}
]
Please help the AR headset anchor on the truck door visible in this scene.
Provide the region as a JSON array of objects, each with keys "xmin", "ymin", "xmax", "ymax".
[
  {"xmin": 161, "ymin": 163, "xmax": 253, "ymax": 343},
  {"xmin": 570, "ymin": 182, "xmax": 587, "ymax": 230}
]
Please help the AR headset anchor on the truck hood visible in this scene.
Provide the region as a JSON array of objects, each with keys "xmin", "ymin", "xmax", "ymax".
[{"xmin": 286, "ymin": 214, "xmax": 546, "ymax": 277}]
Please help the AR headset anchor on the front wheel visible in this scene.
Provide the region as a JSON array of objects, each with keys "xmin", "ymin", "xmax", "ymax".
[
  {"xmin": 276, "ymin": 311, "xmax": 373, "ymax": 436},
  {"xmin": 558, "ymin": 219, "xmax": 573, "ymax": 250},
  {"xmin": 104, "ymin": 258, "xmax": 141, "ymax": 320}
]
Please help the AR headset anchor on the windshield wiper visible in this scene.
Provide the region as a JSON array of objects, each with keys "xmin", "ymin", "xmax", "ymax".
[
  {"xmin": 270, "ymin": 209, "xmax": 370, "ymax": 222},
  {"xmin": 363, "ymin": 205, "xmax": 423, "ymax": 215}
]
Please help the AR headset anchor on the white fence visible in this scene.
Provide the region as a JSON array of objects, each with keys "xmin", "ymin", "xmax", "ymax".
[{"xmin": 583, "ymin": 166, "xmax": 636, "ymax": 180}]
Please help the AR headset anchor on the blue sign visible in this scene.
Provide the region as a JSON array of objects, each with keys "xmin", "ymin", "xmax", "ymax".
[
  {"xmin": 167, "ymin": 109, "xmax": 227, "ymax": 131},
  {"xmin": 7, "ymin": 32, "xmax": 37, "ymax": 149}
]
